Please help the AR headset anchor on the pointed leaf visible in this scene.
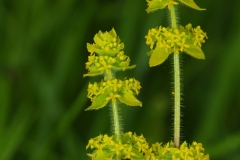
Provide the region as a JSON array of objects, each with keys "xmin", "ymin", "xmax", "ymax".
[
  {"xmin": 83, "ymin": 70, "xmax": 104, "ymax": 77},
  {"xmin": 105, "ymin": 32, "xmax": 114, "ymax": 40},
  {"xmin": 87, "ymin": 43, "xmax": 94, "ymax": 53},
  {"xmin": 149, "ymin": 47, "xmax": 170, "ymax": 67},
  {"xmin": 94, "ymin": 34, "xmax": 106, "ymax": 46},
  {"xmin": 130, "ymin": 148, "xmax": 146, "ymax": 159},
  {"xmin": 109, "ymin": 28, "xmax": 117, "ymax": 37},
  {"xmin": 85, "ymin": 92, "xmax": 109, "ymax": 110},
  {"xmin": 178, "ymin": 0, "xmax": 205, "ymax": 10},
  {"xmin": 184, "ymin": 43, "xmax": 205, "ymax": 59},
  {"xmin": 95, "ymin": 150, "xmax": 113, "ymax": 160},
  {"xmin": 146, "ymin": 0, "xmax": 169, "ymax": 13},
  {"xmin": 84, "ymin": 66, "xmax": 104, "ymax": 77},
  {"xmin": 118, "ymin": 92, "xmax": 142, "ymax": 107}
]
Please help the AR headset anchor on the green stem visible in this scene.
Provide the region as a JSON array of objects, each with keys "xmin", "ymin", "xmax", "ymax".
[
  {"xmin": 107, "ymin": 71, "xmax": 121, "ymax": 159},
  {"xmin": 173, "ymin": 53, "xmax": 181, "ymax": 148},
  {"xmin": 170, "ymin": 5, "xmax": 181, "ymax": 148},
  {"xmin": 111, "ymin": 101, "xmax": 121, "ymax": 142},
  {"xmin": 170, "ymin": 5, "xmax": 178, "ymax": 29},
  {"xmin": 112, "ymin": 101, "xmax": 121, "ymax": 160}
]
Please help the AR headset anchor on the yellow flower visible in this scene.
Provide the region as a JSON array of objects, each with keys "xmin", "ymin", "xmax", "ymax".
[
  {"xmin": 123, "ymin": 146, "xmax": 136, "ymax": 159},
  {"xmin": 111, "ymin": 143, "xmax": 124, "ymax": 155},
  {"xmin": 144, "ymin": 148, "xmax": 156, "ymax": 160}
]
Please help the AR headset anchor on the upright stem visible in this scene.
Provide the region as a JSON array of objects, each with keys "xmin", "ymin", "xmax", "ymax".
[
  {"xmin": 111, "ymin": 101, "xmax": 121, "ymax": 142},
  {"xmin": 170, "ymin": 5, "xmax": 181, "ymax": 148},
  {"xmin": 173, "ymin": 53, "xmax": 181, "ymax": 148},
  {"xmin": 112, "ymin": 101, "xmax": 121, "ymax": 160},
  {"xmin": 107, "ymin": 71, "xmax": 121, "ymax": 159},
  {"xmin": 170, "ymin": 5, "xmax": 178, "ymax": 29}
]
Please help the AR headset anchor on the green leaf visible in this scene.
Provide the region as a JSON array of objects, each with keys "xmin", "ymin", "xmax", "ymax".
[
  {"xmin": 94, "ymin": 34, "xmax": 106, "ymax": 46},
  {"xmin": 85, "ymin": 92, "xmax": 109, "ymax": 110},
  {"xmin": 129, "ymin": 148, "xmax": 145, "ymax": 160},
  {"xmin": 83, "ymin": 70, "xmax": 104, "ymax": 77},
  {"xmin": 118, "ymin": 92, "xmax": 142, "ymax": 107},
  {"xmin": 95, "ymin": 150, "xmax": 113, "ymax": 160},
  {"xmin": 87, "ymin": 43, "xmax": 94, "ymax": 53},
  {"xmin": 149, "ymin": 47, "xmax": 170, "ymax": 67},
  {"xmin": 184, "ymin": 43, "xmax": 205, "ymax": 59},
  {"xmin": 146, "ymin": 0, "xmax": 169, "ymax": 13},
  {"xmin": 178, "ymin": 0, "xmax": 206, "ymax": 10},
  {"xmin": 109, "ymin": 28, "xmax": 117, "ymax": 37}
]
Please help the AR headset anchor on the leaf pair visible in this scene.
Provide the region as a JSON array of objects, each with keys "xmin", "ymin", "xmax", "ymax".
[
  {"xmin": 146, "ymin": 0, "xmax": 205, "ymax": 13},
  {"xmin": 86, "ymin": 79, "xmax": 142, "ymax": 110},
  {"xmin": 85, "ymin": 91, "xmax": 142, "ymax": 110},
  {"xmin": 148, "ymin": 39, "xmax": 205, "ymax": 67}
]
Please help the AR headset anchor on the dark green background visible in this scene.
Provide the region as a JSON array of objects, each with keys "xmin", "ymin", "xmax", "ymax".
[{"xmin": 0, "ymin": 0, "xmax": 239, "ymax": 159}]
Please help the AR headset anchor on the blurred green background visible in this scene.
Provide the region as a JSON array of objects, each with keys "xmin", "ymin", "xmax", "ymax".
[{"xmin": 0, "ymin": 0, "xmax": 240, "ymax": 159}]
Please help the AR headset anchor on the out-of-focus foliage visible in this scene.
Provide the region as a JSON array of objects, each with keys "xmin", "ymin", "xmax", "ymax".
[{"xmin": 0, "ymin": 0, "xmax": 239, "ymax": 160}]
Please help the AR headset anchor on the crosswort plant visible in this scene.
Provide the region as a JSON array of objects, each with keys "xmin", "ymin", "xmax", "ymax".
[{"xmin": 84, "ymin": 0, "xmax": 209, "ymax": 159}]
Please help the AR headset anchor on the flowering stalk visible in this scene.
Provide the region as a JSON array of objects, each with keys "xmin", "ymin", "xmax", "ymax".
[
  {"xmin": 84, "ymin": 0, "xmax": 210, "ymax": 159},
  {"xmin": 84, "ymin": 29, "xmax": 142, "ymax": 159},
  {"xmin": 145, "ymin": 0, "xmax": 208, "ymax": 152}
]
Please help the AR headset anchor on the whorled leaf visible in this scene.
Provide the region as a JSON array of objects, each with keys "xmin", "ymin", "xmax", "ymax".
[
  {"xmin": 118, "ymin": 92, "xmax": 142, "ymax": 107},
  {"xmin": 184, "ymin": 39, "xmax": 205, "ymax": 59},
  {"xmin": 146, "ymin": 0, "xmax": 169, "ymax": 13},
  {"xmin": 178, "ymin": 0, "xmax": 205, "ymax": 10},
  {"xmin": 93, "ymin": 34, "xmax": 106, "ymax": 47},
  {"xmin": 149, "ymin": 46, "xmax": 170, "ymax": 67},
  {"xmin": 85, "ymin": 92, "xmax": 109, "ymax": 110},
  {"xmin": 94, "ymin": 150, "xmax": 113, "ymax": 160},
  {"xmin": 83, "ymin": 69, "xmax": 104, "ymax": 77}
]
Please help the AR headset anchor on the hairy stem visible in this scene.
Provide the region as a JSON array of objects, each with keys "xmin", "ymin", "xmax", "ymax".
[
  {"xmin": 173, "ymin": 53, "xmax": 181, "ymax": 148},
  {"xmin": 170, "ymin": 5, "xmax": 181, "ymax": 148},
  {"xmin": 111, "ymin": 101, "xmax": 121, "ymax": 160},
  {"xmin": 111, "ymin": 101, "xmax": 121, "ymax": 142},
  {"xmin": 107, "ymin": 71, "xmax": 121, "ymax": 142},
  {"xmin": 170, "ymin": 5, "xmax": 177, "ymax": 29}
]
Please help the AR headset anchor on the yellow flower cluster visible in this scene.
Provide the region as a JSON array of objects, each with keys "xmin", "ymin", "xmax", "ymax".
[
  {"xmin": 86, "ymin": 132, "xmax": 150, "ymax": 160},
  {"xmin": 87, "ymin": 78, "xmax": 141, "ymax": 100},
  {"xmin": 86, "ymin": 132, "xmax": 209, "ymax": 160},
  {"xmin": 145, "ymin": 24, "xmax": 207, "ymax": 66},
  {"xmin": 145, "ymin": 24, "xmax": 207, "ymax": 54},
  {"xmin": 192, "ymin": 25, "xmax": 208, "ymax": 47},
  {"xmin": 152, "ymin": 141, "xmax": 210, "ymax": 160},
  {"xmin": 87, "ymin": 29, "xmax": 124, "ymax": 55},
  {"xmin": 84, "ymin": 51, "xmax": 135, "ymax": 77}
]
